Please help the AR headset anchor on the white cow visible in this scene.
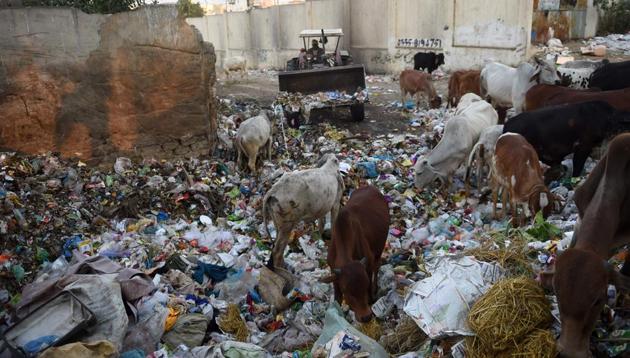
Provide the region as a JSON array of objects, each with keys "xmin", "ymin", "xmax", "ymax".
[
  {"xmin": 414, "ymin": 93, "xmax": 498, "ymax": 190},
  {"xmin": 465, "ymin": 124, "xmax": 504, "ymax": 190},
  {"xmin": 235, "ymin": 112, "xmax": 273, "ymax": 173},
  {"xmin": 263, "ymin": 154, "xmax": 344, "ymax": 277},
  {"xmin": 480, "ymin": 58, "xmax": 560, "ymax": 114},
  {"xmin": 224, "ymin": 56, "xmax": 247, "ymax": 79}
]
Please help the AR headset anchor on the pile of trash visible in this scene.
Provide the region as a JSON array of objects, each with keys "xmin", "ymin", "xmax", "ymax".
[
  {"xmin": 587, "ymin": 33, "xmax": 630, "ymax": 55},
  {"xmin": 1, "ymin": 95, "xmax": 627, "ymax": 357}
]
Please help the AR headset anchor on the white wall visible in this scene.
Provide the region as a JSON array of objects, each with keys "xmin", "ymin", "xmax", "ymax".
[{"xmin": 188, "ymin": 0, "xmax": 537, "ymax": 73}]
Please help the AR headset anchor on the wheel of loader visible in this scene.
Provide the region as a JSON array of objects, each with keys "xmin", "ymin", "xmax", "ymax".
[{"xmin": 350, "ymin": 103, "xmax": 365, "ymax": 122}]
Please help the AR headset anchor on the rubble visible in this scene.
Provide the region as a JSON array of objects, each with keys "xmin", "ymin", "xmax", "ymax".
[{"xmin": 1, "ymin": 83, "xmax": 627, "ymax": 357}]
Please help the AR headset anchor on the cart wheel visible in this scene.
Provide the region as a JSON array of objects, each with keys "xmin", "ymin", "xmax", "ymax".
[{"xmin": 350, "ymin": 104, "xmax": 365, "ymax": 122}]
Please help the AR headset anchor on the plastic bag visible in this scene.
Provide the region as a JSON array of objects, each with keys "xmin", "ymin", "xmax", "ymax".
[{"xmin": 311, "ymin": 303, "xmax": 387, "ymax": 358}]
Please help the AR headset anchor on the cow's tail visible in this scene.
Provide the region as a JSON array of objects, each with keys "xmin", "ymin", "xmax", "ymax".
[
  {"xmin": 479, "ymin": 68, "xmax": 489, "ymax": 100},
  {"xmin": 465, "ymin": 141, "xmax": 483, "ymax": 187}
]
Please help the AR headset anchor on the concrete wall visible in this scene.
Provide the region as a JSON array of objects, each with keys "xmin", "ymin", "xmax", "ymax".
[
  {"xmin": 188, "ymin": 0, "xmax": 537, "ymax": 73},
  {"xmin": 0, "ymin": 6, "xmax": 217, "ymax": 163}
]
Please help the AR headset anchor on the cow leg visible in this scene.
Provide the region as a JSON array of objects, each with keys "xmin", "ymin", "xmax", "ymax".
[
  {"xmin": 492, "ymin": 183, "xmax": 499, "ymax": 219},
  {"xmin": 317, "ymin": 216, "xmax": 325, "ymax": 237},
  {"xmin": 333, "ymin": 281, "xmax": 342, "ymax": 303},
  {"xmin": 572, "ymin": 146, "xmax": 591, "ymax": 178},
  {"xmin": 271, "ymin": 225, "xmax": 292, "ymax": 272},
  {"xmin": 477, "ymin": 149, "xmax": 485, "ymax": 188},
  {"xmin": 267, "ymin": 139, "xmax": 272, "ymax": 161},
  {"xmin": 400, "ymin": 88, "xmax": 407, "ymax": 109},
  {"xmin": 236, "ymin": 147, "xmax": 242, "ymax": 170},
  {"xmin": 330, "ymin": 203, "xmax": 340, "ymax": 226},
  {"xmin": 247, "ymin": 153, "xmax": 257, "ymax": 174},
  {"xmin": 371, "ymin": 264, "xmax": 379, "ymax": 302},
  {"xmin": 502, "ymin": 187, "xmax": 510, "ymax": 219}
]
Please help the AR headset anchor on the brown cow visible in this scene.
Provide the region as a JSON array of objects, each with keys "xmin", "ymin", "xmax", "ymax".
[
  {"xmin": 525, "ymin": 84, "xmax": 630, "ymax": 112},
  {"xmin": 320, "ymin": 185, "xmax": 390, "ymax": 323},
  {"xmin": 400, "ymin": 69, "xmax": 442, "ymax": 109},
  {"xmin": 550, "ymin": 133, "xmax": 630, "ymax": 358},
  {"xmin": 490, "ymin": 133, "xmax": 554, "ymax": 226},
  {"xmin": 448, "ymin": 70, "xmax": 481, "ymax": 107}
]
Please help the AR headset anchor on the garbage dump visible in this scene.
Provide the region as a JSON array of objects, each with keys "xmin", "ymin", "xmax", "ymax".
[{"xmin": 1, "ymin": 75, "xmax": 629, "ymax": 358}]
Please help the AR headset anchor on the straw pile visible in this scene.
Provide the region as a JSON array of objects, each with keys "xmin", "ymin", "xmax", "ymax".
[
  {"xmin": 359, "ymin": 318, "xmax": 383, "ymax": 341},
  {"xmin": 466, "ymin": 229, "xmax": 534, "ymax": 276},
  {"xmin": 218, "ymin": 304, "xmax": 250, "ymax": 342},
  {"xmin": 380, "ymin": 316, "xmax": 428, "ymax": 355},
  {"xmin": 466, "ymin": 277, "xmax": 554, "ymax": 357}
]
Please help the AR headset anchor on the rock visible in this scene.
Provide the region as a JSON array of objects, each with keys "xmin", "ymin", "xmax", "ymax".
[{"xmin": 0, "ymin": 7, "xmax": 216, "ymax": 164}]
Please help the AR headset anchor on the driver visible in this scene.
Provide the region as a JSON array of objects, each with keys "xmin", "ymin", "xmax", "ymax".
[{"xmin": 309, "ymin": 39, "xmax": 324, "ymax": 59}]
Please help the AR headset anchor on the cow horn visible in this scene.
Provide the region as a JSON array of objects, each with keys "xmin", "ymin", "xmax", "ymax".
[{"xmin": 360, "ymin": 257, "xmax": 367, "ymax": 266}]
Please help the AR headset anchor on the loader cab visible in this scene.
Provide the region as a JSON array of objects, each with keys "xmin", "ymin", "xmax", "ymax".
[{"xmin": 286, "ymin": 28, "xmax": 353, "ymax": 71}]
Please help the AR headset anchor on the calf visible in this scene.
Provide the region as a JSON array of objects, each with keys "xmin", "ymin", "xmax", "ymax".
[
  {"xmin": 503, "ymin": 101, "xmax": 629, "ymax": 178},
  {"xmin": 320, "ymin": 185, "xmax": 390, "ymax": 323},
  {"xmin": 590, "ymin": 59, "xmax": 630, "ymax": 91},
  {"xmin": 464, "ymin": 124, "xmax": 504, "ymax": 189},
  {"xmin": 525, "ymin": 84, "xmax": 630, "ymax": 112},
  {"xmin": 263, "ymin": 154, "xmax": 344, "ymax": 278},
  {"xmin": 551, "ymin": 133, "xmax": 630, "ymax": 358},
  {"xmin": 400, "ymin": 70, "xmax": 442, "ymax": 109},
  {"xmin": 448, "ymin": 70, "xmax": 481, "ymax": 107},
  {"xmin": 414, "ymin": 93, "xmax": 498, "ymax": 190},
  {"xmin": 490, "ymin": 133, "xmax": 553, "ymax": 226},
  {"xmin": 480, "ymin": 58, "xmax": 561, "ymax": 115},
  {"xmin": 235, "ymin": 112, "xmax": 272, "ymax": 173},
  {"xmin": 413, "ymin": 52, "xmax": 444, "ymax": 74},
  {"xmin": 223, "ymin": 56, "xmax": 247, "ymax": 79}
]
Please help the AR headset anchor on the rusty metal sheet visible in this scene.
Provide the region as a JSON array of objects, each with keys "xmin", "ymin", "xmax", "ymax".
[{"xmin": 532, "ymin": 9, "xmax": 587, "ymax": 43}]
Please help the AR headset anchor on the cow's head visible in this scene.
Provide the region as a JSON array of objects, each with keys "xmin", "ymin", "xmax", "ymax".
[
  {"xmin": 435, "ymin": 53, "xmax": 445, "ymax": 68},
  {"xmin": 430, "ymin": 95, "xmax": 442, "ymax": 109},
  {"xmin": 321, "ymin": 258, "xmax": 373, "ymax": 323},
  {"xmin": 316, "ymin": 153, "xmax": 339, "ymax": 169},
  {"xmin": 534, "ymin": 57, "xmax": 562, "ymax": 85},
  {"xmin": 413, "ymin": 158, "xmax": 438, "ymax": 190},
  {"xmin": 551, "ymin": 249, "xmax": 630, "ymax": 358},
  {"xmin": 528, "ymin": 188, "xmax": 553, "ymax": 219}
]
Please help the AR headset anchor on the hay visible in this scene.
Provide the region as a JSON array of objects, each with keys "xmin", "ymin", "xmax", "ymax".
[
  {"xmin": 467, "ymin": 277, "xmax": 552, "ymax": 352},
  {"xmin": 218, "ymin": 304, "xmax": 249, "ymax": 342},
  {"xmin": 380, "ymin": 316, "xmax": 428, "ymax": 355},
  {"xmin": 466, "ymin": 229, "xmax": 535, "ymax": 276},
  {"xmin": 358, "ymin": 318, "xmax": 382, "ymax": 341},
  {"xmin": 466, "ymin": 329, "xmax": 556, "ymax": 358},
  {"xmin": 514, "ymin": 329, "xmax": 556, "ymax": 357}
]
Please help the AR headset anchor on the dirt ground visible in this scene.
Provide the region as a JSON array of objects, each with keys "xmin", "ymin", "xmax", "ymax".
[
  {"xmin": 215, "ymin": 41, "xmax": 627, "ymax": 136},
  {"xmin": 217, "ymin": 70, "xmax": 450, "ymax": 136}
]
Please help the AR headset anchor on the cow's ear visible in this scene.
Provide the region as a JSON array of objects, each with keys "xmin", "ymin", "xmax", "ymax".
[{"xmin": 529, "ymin": 69, "xmax": 541, "ymax": 83}]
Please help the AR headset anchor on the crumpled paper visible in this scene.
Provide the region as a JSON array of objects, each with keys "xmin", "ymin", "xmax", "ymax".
[{"xmin": 403, "ymin": 255, "xmax": 504, "ymax": 339}]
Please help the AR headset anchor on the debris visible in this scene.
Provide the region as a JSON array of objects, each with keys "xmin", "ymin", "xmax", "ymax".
[
  {"xmin": 312, "ymin": 303, "xmax": 388, "ymax": 358},
  {"xmin": 403, "ymin": 256, "xmax": 504, "ymax": 339},
  {"xmin": 218, "ymin": 304, "xmax": 249, "ymax": 342},
  {"xmin": 467, "ymin": 277, "xmax": 553, "ymax": 354},
  {"xmin": 39, "ymin": 340, "xmax": 117, "ymax": 358}
]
